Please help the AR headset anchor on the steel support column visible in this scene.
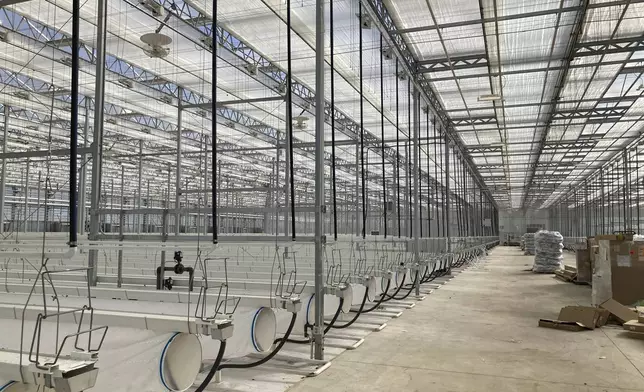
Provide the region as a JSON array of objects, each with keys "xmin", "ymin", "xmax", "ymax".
[
  {"xmin": 175, "ymin": 87, "xmax": 183, "ymax": 236},
  {"xmin": 445, "ymin": 132, "xmax": 451, "ymax": 252},
  {"xmin": 23, "ymin": 161, "xmax": 29, "ymax": 233},
  {"xmin": 313, "ymin": 0, "xmax": 326, "ymax": 361},
  {"xmin": 78, "ymin": 100, "xmax": 90, "ymax": 235},
  {"xmin": 87, "ymin": 0, "xmax": 107, "ymax": 286},
  {"xmin": 0, "ymin": 105, "xmax": 8, "ymax": 234},
  {"xmin": 137, "ymin": 139, "xmax": 143, "ymax": 234},
  {"xmin": 412, "ymin": 88, "xmax": 421, "ymax": 297}
]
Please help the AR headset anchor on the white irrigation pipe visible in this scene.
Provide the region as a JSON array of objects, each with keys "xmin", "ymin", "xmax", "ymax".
[
  {"xmin": 0, "ymin": 318, "xmax": 202, "ymax": 392},
  {"xmin": 202, "ymin": 307, "xmax": 277, "ymax": 359},
  {"xmin": 0, "ymin": 290, "xmax": 279, "ymax": 361}
]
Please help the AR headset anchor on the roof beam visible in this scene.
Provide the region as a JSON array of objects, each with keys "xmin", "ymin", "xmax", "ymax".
[
  {"xmin": 521, "ymin": 0, "xmax": 588, "ymax": 208},
  {"xmin": 364, "ymin": 0, "xmax": 498, "ymax": 209},
  {"xmin": 391, "ymin": 0, "xmax": 644, "ymax": 35}
]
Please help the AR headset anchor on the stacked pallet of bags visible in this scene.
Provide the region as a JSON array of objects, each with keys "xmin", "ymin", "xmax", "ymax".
[
  {"xmin": 524, "ymin": 233, "xmax": 536, "ymax": 255},
  {"xmin": 533, "ymin": 230, "xmax": 564, "ymax": 273}
]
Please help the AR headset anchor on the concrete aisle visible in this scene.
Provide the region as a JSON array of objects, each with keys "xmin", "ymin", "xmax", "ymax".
[{"xmin": 287, "ymin": 246, "xmax": 644, "ymax": 392}]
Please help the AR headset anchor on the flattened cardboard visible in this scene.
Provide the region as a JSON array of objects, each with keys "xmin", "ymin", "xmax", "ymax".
[
  {"xmin": 623, "ymin": 320, "xmax": 644, "ymax": 333},
  {"xmin": 599, "ymin": 299, "xmax": 637, "ymax": 324},
  {"xmin": 538, "ymin": 319, "xmax": 585, "ymax": 332},
  {"xmin": 558, "ymin": 306, "xmax": 600, "ymax": 329},
  {"xmin": 596, "ymin": 309, "xmax": 610, "ymax": 327}
]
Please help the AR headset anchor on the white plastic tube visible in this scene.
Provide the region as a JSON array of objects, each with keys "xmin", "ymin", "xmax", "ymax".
[
  {"xmin": 350, "ymin": 278, "xmax": 377, "ymax": 303},
  {"xmin": 201, "ymin": 307, "xmax": 277, "ymax": 359},
  {"xmin": 0, "ymin": 319, "xmax": 202, "ymax": 392}
]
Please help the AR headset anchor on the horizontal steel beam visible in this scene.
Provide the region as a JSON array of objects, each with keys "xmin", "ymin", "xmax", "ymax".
[
  {"xmin": 182, "ymin": 95, "xmax": 286, "ymax": 109},
  {"xmin": 0, "ymin": 146, "xmax": 93, "ymax": 159}
]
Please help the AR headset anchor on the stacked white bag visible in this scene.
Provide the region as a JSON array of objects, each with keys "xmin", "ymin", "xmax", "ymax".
[
  {"xmin": 533, "ymin": 230, "xmax": 564, "ymax": 273},
  {"xmin": 524, "ymin": 233, "xmax": 536, "ymax": 255}
]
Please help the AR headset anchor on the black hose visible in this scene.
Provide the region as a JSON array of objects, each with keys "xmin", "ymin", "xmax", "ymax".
[
  {"xmin": 280, "ymin": 298, "xmax": 344, "ymax": 344},
  {"xmin": 194, "ymin": 339, "xmax": 227, "ymax": 392},
  {"xmin": 354, "ymin": 278, "xmax": 392, "ymax": 314},
  {"xmin": 220, "ymin": 312, "xmax": 297, "ymax": 369},
  {"xmin": 381, "ymin": 273, "xmax": 407, "ymax": 301},
  {"xmin": 388, "ymin": 271, "xmax": 419, "ymax": 301},
  {"xmin": 423, "ymin": 262, "xmax": 438, "ymax": 283},
  {"xmin": 328, "ymin": 289, "xmax": 368, "ymax": 329}
]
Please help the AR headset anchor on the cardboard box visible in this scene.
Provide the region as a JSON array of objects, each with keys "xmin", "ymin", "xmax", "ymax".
[
  {"xmin": 592, "ymin": 237, "xmax": 644, "ymax": 305},
  {"xmin": 599, "ymin": 298, "xmax": 638, "ymax": 324},
  {"xmin": 538, "ymin": 319, "xmax": 585, "ymax": 332},
  {"xmin": 597, "ymin": 309, "xmax": 611, "ymax": 327},
  {"xmin": 558, "ymin": 306, "xmax": 601, "ymax": 329},
  {"xmin": 611, "ymin": 241, "xmax": 644, "ymax": 305},
  {"xmin": 623, "ymin": 320, "xmax": 644, "ymax": 333},
  {"xmin": 576, "ymin": 249, "xmax": 592, "ymax": 284}
]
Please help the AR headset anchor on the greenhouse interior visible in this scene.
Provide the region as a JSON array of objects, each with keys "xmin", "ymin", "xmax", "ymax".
[{"xmin": 1, "ymin": 0, "xmax": 644, "ymax": 391}]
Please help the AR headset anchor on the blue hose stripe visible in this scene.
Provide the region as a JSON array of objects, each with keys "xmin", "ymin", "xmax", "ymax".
[
  {"xmin": 0, "ymin": 381, "xmax": 15, "ymax": 391},
  {"xmin": 250, "ymin": 307, "xmax": 263, "ymax": 352},
  {"xmin": 159, "ymin": 332, "xmax": 181, "ymax": 391}
]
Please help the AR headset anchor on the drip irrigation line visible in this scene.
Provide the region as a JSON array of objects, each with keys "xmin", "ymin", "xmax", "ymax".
[
  {"xmin": 220, "ymin": 312, "xmax": 296, "ymax": 369},
  {"xmin": 194, "ymin": 339, "xmax": 227, "ymax": 392},
  {"xmin": 329, "ymin": 289, "xmax": 368, "ymax": 329}
]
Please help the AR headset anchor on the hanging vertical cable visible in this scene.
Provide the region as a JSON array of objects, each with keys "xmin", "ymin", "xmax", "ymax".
[
  {"xmin": 419, "ymin": 117, "xmax": 423, "ymax": 237},
  {"xmin": 211, "ymin": 0, "xmax": 218, "ymax": 244},
  {"xmin": 359, "ymin": 1, "xmax": 366, "ymax": 239},
  {"xmin": 434, "ymin": 117, "xmax": 440, "ymax": 238},
  {"xmin": 69, "ymin": 0, "xmax": 80, "ymax": 246},
  {"xmin": 287, "ymin": 0, "xmax": 296, "ymax": 240},
  {"xmin": 395, "ymin": 61, "xmax": 401, "ymax": 238},
  {"xmin": 426, "ymin": 110, "xmax": 431, "ymax": 237},
  {"xmin": 379, "ymin": 35, "xmax": 387, "ymax": 238},
  {"xmin": 407, "ymin": 80, "xmax": 412, "ymax": 238},
  {"xmin": 330, "ymin": 0, "xmax": 338, "ymax": 241}
]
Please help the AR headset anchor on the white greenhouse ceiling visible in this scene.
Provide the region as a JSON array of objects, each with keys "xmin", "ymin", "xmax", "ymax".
[{"xmin": 0, "ymin": 0, "xmax": 642, "ymax": 210}]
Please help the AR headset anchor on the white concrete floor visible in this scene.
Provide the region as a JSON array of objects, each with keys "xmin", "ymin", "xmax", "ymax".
[{"xmin": 286, "ymin": 246, "xmax": 644, "ymax": 392}]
